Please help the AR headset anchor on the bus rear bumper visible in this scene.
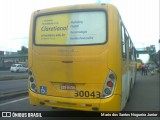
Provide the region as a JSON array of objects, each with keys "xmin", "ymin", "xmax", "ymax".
[{"xmin": 29, "ymin": 90, "xmax": 121, "ymax": 111}]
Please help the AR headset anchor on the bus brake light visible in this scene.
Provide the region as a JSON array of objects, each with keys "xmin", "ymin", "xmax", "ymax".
[{"xmin": 107, "ymin": 81, "xmax": 113, "ymax": 87}]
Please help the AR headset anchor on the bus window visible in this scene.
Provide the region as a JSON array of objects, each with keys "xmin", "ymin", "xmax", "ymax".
[
  {"xmin": 35, "ymin": 11, "xmax": 107, "ymax": 46},
  {"xmin": 121, "ymin": 25, "xmax": 126, "ymax": 59},
  {"xmin": 131, "ymin": 43, "xmax": 135, "ymax": 61},
  {"xmin": 129, "ymin": 39, "xmax": 132, "ymax": 60}
]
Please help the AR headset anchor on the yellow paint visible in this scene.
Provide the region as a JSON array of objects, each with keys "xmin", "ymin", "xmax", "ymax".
[
  {"xmin": 35, "ymin": 14, "xmax": 70, "ymax": 44},
  {"xmin": 28, "ymin": 4, "xmax": 136, "ymax": 112}
]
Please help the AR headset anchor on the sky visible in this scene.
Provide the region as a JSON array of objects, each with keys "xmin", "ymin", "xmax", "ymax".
[{"xmin": 0, "ymin": 0, "xmax": 159, "ymax": 61}]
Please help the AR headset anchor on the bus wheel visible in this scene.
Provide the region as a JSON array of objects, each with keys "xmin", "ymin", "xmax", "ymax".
[{"xmin": 127, "ymin": 81, "xmax": 132, "ymax": 102}]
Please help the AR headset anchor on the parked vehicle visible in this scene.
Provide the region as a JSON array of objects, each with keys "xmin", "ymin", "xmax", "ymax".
[{"xmin": 10, "ymin": 64, "xmax": 28, "ymax": 72}]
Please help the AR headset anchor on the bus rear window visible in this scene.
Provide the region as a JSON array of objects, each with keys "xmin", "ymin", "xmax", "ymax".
[{"xmin": 34, "ymin": 10, "xmax": 107, "ymax": 45}]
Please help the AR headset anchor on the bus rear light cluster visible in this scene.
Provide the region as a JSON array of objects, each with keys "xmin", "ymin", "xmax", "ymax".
[
  {"xmin": 102, "ymin": 70, "xmax": 116, "ymax": 98},
  {"xmin": 29, "ymin": 69, "xmax": 37, "ymax": 93}
]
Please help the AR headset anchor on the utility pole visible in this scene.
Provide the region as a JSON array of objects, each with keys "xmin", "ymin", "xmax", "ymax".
[{"xmin": 158, "ymin": 39, "xmax": 160, "ymax": 77}]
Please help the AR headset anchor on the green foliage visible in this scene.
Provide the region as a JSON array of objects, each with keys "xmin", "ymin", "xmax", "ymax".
[{"xmin": 18, "ymin": 46, "xmax": 28, "ymax": 54}]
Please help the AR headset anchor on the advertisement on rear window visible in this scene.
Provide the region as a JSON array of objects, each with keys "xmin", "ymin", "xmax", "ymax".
[{"xmin": 35, "ymin": 11, "xmax": 106, "ymax": 45}]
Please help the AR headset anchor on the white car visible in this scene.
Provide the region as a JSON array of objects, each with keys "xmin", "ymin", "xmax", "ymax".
[{"xmin": 10, "ymin": 64, "xmax": 28, "ymax": 72}]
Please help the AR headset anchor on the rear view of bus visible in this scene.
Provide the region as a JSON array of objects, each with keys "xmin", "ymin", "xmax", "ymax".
[{"xmin": 28, "ymin": 4, "xmax": 122, "ymax": 111}]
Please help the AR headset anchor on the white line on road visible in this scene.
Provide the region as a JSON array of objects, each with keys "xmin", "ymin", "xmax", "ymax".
[{"xmin": 0, "ymin": 97, "xmax": 29, "ymax": 107}]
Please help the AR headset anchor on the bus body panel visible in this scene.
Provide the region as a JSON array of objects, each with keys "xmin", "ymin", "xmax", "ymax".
[
  {"xmin": 29, "ymin": 89, "xmax": 121, "ymax": 111},
  {"xmin": 107, "ymin": 4, "xmax": 122, "ymax": 96},
  {"xmin": 32, "ymin": 44, "xmax": 110, "ymax": 98}
]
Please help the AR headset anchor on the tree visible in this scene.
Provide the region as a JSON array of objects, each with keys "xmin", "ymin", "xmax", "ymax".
[{"xmin": 18, "ymin": 46, "xmax": 28, "ymax": 54}]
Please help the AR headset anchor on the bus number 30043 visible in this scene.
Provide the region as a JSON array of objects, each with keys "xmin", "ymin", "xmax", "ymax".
[{"xmin": 74, "ymin": 91, "xmax": 101, "ymax": 98}]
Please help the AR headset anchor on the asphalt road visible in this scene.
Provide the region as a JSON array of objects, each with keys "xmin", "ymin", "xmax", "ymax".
[
  {"xmin": 124, "ymin": 71, "xmax": 159, "ymax": 111},
  {"xmin": 0, "ymin": 79, "xmax": 28, "ymax": 94},
  {"xmin": 0, "ymin": 71, "xmax": 27, "ymax": 77}
]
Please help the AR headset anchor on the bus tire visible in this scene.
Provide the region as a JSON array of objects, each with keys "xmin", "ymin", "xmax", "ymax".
[{"xmin": 127, "ymin": 80, "xmax": 132, "ymax": 102}]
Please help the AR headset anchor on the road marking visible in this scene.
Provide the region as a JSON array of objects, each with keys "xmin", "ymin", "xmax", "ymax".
[{"xmin": 0, "ymin": 97, "xmax": 29, "ymax": 107}]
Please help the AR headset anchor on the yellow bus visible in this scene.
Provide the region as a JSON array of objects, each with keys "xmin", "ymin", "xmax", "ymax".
[
  {"xmin": 28, "ymin": 4, "xmax": 136, "ymax": 111},
  {"xmin": 136, "ymin": 59, "xmax": 142, "ymax": 70}
]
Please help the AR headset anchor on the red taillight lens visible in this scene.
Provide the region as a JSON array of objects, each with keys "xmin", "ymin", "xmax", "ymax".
[{"xmin": 107, "ymin": 81, "xmax": 113, "ymax": 87}]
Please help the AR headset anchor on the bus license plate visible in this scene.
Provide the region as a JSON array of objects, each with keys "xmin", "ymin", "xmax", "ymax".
[{"xmin": 61, "ymin": 84, "xmax": 76, "ymax": 90}]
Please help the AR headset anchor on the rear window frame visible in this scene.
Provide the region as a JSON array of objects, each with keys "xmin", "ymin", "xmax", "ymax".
[{"xmin": 33, "ymin": 9, "xmax": 108, "ymax": 46}]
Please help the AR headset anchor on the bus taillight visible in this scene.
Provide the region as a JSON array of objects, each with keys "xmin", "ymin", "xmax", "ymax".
[
  {"xmin": 107, "ymin": 81, "xmax": 113, "ymax": 87},
  {"xmin": 29, "ymin": 69, "xmax": 37, "ymax": 93},
  {"xmin": 102, "ymin": 70, "xmax": 117, "ymax": 98}
]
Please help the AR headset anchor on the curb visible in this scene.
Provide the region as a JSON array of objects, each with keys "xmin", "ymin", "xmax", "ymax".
[{"xmin": 0, "ymin": 90, "xmax": 28, "ymax": 100}]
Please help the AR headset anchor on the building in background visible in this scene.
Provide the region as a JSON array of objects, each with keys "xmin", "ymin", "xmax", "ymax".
[{"xmin": 0, "ymin": 51, "xmax": 4, "ymax": 56}]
